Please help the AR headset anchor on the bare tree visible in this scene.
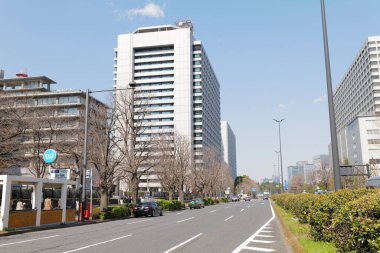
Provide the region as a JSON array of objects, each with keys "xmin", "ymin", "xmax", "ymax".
[
  {"xmin": 87, "ymin": 101, "xmax": 124, "ymax": 211},
  {"xmin": 0, "ymin": 96, "xmax": 31, "ymax": 170},
  {"xmin": 173, "ymin": 133, "xmax": 192, "ymax": 202},
  {"xmin": 113, "ymin": 90, "xmax": 155, "ymax": 204},
  {"xmin": 155, "ymin": 134, "xmax": 176, "ymax": 200},
  {"xmin": 24, "ymin": 107, "xmax": 59, "ymax": 178},
  {"xmin": 156, "ymin": 132, "xmax": 193, "ymax": 201}
]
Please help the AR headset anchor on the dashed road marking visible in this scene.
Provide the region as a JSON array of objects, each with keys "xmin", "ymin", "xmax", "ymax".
[
  {"xmin": 126, "ymin": 219, "xmax": 150, "ymax": 225},
  {"xmin": 224, "ymin": 215, "xmax": 233, "ymax": 221},
  {"xmin": 62, "ymin": 235, "xmax": 132, "ymax": 253},
  {"xmin": 176, "ymin": 217, "xmax": 194, "ymax": 223},
  {"xmin": 209, "ymin": 210, "xmax": 217, "ymax": 213},
  {"xmin": 163, "ymin": 233, "xmax": 203, "ymax": 253},
  {"xmin": 0, "ymin": 235, "xmax": 59, "ymax": 247},
  {"xmin": 240, "ymin": 209, "xmax": 245, "ymax": 212}
]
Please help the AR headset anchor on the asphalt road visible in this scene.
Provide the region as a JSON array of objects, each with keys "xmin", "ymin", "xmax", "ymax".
[{"xmin": 0, "ymin": 200, "xmax": 291, "ymax": 253}]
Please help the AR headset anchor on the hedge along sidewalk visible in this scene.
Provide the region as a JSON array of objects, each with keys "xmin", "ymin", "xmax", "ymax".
[{"xmin": 273, "ymin": 203, "xmax": 336, "ymax": 253}]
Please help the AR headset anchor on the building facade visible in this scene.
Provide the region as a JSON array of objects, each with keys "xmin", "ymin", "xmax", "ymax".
[
  {"xmin": 0, "ymin": 73, "xmax": 106, "ymax": 178},
  {"xmin": 221, "ymin": 121, "xmax": 237, "ymax": 179},
  {"xmin": 114, "ymin": 21, "xmax": 222, "ymax": 193},
  {"xmin": 344, "ymin": 115, "xmax": 380, "ymax": 165},
  {"xmin": 334, "ymin": 36, "xmax": 380, "ymax": 163}
]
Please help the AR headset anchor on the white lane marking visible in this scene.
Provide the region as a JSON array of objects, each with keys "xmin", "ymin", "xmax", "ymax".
[
  {"xmin": 240, "ymin": 209, "xmax": 245, "ymax": 212},
  {"xmin": 163, "ymin": 233, "xmax": 203, "ymax": 253},
  {"xmin": 231, "ymin": 201, "xmax": 275, "ymax": 253},
  {"xmin": 126, "ymin": 219, "xmax": 150, "ymax": 225},
  {"xmin": 225, "ymin": 206, "xmax": 229, "ymax": 209},
  {"xmin": 260, "ymin": 230, "xmax": 273, "ymax": 233},
  {"xmin": 224, "ymin": 215, "xmax": 233, "ymax": 221},
  {"xmin": 177, "ymin": 211, "xmax": 184, "ymax": 215},
  {"xmin": 251, "ymin": 240, "xmax": 274, "ymax": 244},
  {"xmin": 248, "ymin": 206, "xmax": 251, "ymax": 208},
  {"xmin": 242, "ymin": 246, "xmax": 275, "ymax": 252},
  {"xmin": 62, "ymin": 235, "xmax": 132, "ymax": 253},
  {"xmin": 256, "ymin": 235, "xmax": 274, "ymax": 238},
  {"xmin": 209, "ymin": 210, "xmax": 217, "ymax": 213},
  {"xmin": 0, "ymin": 235, "xmax": 59, "ymax": 247},
  {"xmin": 176, "ymin": 217, "xmax": 194, "ymax": 223}
]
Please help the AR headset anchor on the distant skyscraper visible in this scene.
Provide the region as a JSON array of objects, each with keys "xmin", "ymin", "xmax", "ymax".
[
  {"xmin": 221, "ymin": 121, "xmax": 237, "ymax": 178},
  {"xmin": 114, "ymin": 21, "xmax": 221, "ymax": 193}
]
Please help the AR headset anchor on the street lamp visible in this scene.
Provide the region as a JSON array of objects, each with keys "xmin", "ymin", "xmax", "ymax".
[
  {"xmin": 273, "ymin": 119, "xmax": 285, "ymax": 192},
  {"xmin": 320, "ymin": 0, "xmax": 342, "ymax": 190},
  {"xmin": 275, "ymin": 150, "xmax": 281, "ymax": 191},
  {"xmin": 80, "ymin": 82, "xmax": 136, "ymax": 221}
]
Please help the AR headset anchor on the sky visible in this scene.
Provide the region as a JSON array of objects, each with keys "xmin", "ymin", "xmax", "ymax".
[{"xmin": 1, "ymin": 0, "xmax": 380, "ymax": 182}]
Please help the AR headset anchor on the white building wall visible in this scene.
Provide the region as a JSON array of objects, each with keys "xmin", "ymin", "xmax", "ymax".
[
  {"xmin": 345, "ymin": 116, "xmax": 380, "ymax": 165},
  {"xmin": 221, "ymin": 121, "xmax": 237, "ymax": 178}
]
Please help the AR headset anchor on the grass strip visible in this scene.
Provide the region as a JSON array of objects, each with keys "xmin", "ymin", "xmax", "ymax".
[{"xmin": 273, "ymin": 202, "xmax": 336, "ymax": 253}]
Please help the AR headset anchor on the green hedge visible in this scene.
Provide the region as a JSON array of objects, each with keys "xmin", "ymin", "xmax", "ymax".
[
  {"xmin": 220, "ymin": 197, "xmax": 229, "ymax": 203},
  {"xmin": 273, "ymin": 189, "xmax": 380, "ymax": 252},
  {"xmin": 332, "ymin": 193, "xmax": 380, "ymax": 252},
  {"xmin": 92, "ymin": 205, "xmax": 132, "ymax": 220},
  {"xmin": 156, "ymin": 200, "xmax": 184, "ymax": 211}
]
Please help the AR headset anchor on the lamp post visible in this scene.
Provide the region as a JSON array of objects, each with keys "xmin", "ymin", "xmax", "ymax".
[
  {"xmin": 320, "ymin": 0, "xmax": 342, "ymax": 190},
  {"xmin": 80, "ymin": 82, "xmax": 136, "ymax": 222},
  {"xmin": 275, "ymin": 151, "xmax": 281, "ymax": 188},
  {"xmin": 273, "ymin": 119, "xmax": 285, "ymax": 192}
]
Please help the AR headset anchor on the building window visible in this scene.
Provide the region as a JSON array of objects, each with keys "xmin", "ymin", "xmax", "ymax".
[
  {"xmin": 59, "ymin": 96, "xmax": 78, "ymax": 104},
  {"xmin": 367, "ymin": 129, "xmax": 380, "ymax": 135},
  {"xmin": 368, "ymin": 139, "xmax": 380, "ymax": 144}
]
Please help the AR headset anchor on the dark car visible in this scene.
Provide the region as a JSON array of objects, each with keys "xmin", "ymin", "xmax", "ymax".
[
  {"xmin": 133, "ymin": 201, "xmax": 163, "ymax": 217},
  {"xmin": 189, "ymin": 198, "xmax": 205, "ymax": 209}
]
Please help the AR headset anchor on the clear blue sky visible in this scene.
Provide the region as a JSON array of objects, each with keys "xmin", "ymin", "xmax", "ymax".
[{"xmin": 1, "ymin": 0, "xmax": 380, "ymax": 181}]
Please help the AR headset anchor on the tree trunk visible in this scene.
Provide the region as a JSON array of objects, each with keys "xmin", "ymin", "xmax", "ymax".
[
  {"xmin": 100, "ymin": 187, "xmax": 108, "ymax": 212},
  {"xmin": 168, "ymin": 190, "xmax": 173, "ymax": 201},
  {"xmin": 130, "ymin": 176, "xmax": 139, "ymax": 204},
  {"xmin": 178, "ymin": 184, "xmax": 184, "ymax": 203}
]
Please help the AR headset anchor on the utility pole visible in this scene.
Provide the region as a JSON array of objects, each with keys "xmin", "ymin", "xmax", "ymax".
[{"xmin": 320, "ymin": 0, "xmax": 342, "ymax": 190}]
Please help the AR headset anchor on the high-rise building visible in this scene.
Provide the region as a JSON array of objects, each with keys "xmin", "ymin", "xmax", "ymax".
[
  {"xmin": 334, "ymin": 36, "xmax": 380, "ymax": 164},
  {"xmin": 114, "ymin": 21, "xmax": 221, "ymax": 192},
  {"xmin": 221, "ymin": 121, "xmax": 237, "ymax": 179}
]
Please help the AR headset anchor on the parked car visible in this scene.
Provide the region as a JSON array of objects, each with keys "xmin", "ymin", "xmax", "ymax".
[
  {"xmin": 189, "ymin": 198, "xmax": 205, "ymax": 209},
  {"xmin": 244, "ymin": 196, "xmax": 251, "ymax": 201},
  {"xmin": 133, "ymin": 201, "xmax": 163, "ymax": 217},
  {"xmin": 231, "ymin": 196, "xmax": 240, "ymax": 202}
]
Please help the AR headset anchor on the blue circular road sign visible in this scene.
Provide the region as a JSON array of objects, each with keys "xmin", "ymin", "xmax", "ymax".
[{"xmin": 43, "ymin": 149, "xmax": 58, "ymax": 163}]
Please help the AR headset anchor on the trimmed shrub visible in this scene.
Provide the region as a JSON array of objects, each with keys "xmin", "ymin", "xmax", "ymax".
[
  {"xmin": 308, "ymin": 189, "xmax": 373, "ymax": 241},
  {"xmin": 331, "ymin": 193, "xmax": 380, "ymax": 252},
  {"xmin": 156, "ymin": 200, "xmax": 183, "ymax": 211},
  {"xmin": 92, "ymin": 207, "xmax": 101, "ymax": 220},
  {"xmin": 220, "ymin": 197, "xmax": 229, "ymax": 203}
]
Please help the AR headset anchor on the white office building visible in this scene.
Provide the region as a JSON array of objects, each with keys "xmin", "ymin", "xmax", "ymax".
[
  {"xmin": 334, "ymin": 36, "xmax": 380, "ymax": 164},
  {"xmin": 221, "ymin": 121, "xmax": 237, "ymax": 179},
  {"xmin": 344, "ymin": 115, "xmax": 380, "ymax": 165},
  {"xmin": 114, "ymin": 21, "xmax": 221, "ymax": 193}
]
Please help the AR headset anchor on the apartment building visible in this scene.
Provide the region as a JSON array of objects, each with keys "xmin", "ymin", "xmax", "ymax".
[
  {"xmin": 0, "ymin": 72, "xmax": 106, "ymax": 177},
  {"xmin": 114, "ymin": 21, "xmax": 222, "ymax": 193},
  {"xmin": 333, "ymin": 36, "xmax": 380, "ymax": 164},
  {"xmin": 221, "ymin": 121, "xmax": 237, "ymax": 179}
]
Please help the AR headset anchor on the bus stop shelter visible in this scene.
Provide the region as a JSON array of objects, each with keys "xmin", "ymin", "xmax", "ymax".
[{"xmin": 0, "ymin": 175, "xmax": 77, "ymax": 230}]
